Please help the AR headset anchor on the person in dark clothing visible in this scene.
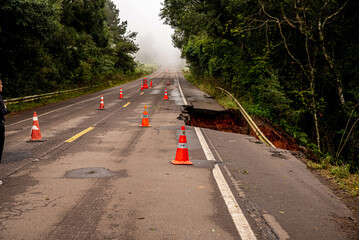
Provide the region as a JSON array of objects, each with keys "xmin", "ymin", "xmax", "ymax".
[{"xmin": 0, "ymin": 79, "xmax": 9, "ymax": 163}]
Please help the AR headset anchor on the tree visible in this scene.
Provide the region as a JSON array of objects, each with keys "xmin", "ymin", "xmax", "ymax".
[
  {"xmin": 61, "ymin": 0, "xmax": 109, "ymax": 48},
  {"xmin": 0, "ymin": 0, "xmax": 140, "ymax": 97},
  {"xmin": 0, "ymin": 0, "xmax": 60, "ymax": 96},
  {"xmin": 161, "ymin": 0, "xmax": 359, "ymax": 170}
]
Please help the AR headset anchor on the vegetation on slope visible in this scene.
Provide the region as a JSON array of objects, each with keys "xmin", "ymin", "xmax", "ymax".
[{"xmin": 161, "ymin": 0, "xmax": 359, "ymax": 174}]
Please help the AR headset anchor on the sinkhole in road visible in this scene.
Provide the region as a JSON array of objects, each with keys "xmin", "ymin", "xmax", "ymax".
[{"xmin": 179, "ymin": 106, "xmax": 299, "ymax": 151}]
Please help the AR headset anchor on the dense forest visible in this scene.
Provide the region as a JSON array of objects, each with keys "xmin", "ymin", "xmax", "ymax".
[
  {"xmin": 160, "ymin": 0, "xmax": 359, "ymax": 171},
  {"xmin": 0, "ymin": 0, "xmax": 138, "ymax": 98}
]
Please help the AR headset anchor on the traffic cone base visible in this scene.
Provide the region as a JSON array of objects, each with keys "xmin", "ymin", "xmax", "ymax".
[
  {"xmin": 28, "ymin": 138, "xmax": 47, "ymax": 142},
  {"xmin": 140, "ymin": 124, "xmax": 151, "ymax": 127},
  {"xmin": 171, "ymin": 160, "xmax": 193, "ymax": 165}
]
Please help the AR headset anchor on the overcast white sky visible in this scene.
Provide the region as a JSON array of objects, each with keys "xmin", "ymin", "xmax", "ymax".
[{"xmin": 112, "ymin": 0, "xmax": 183, "ymax": 65}]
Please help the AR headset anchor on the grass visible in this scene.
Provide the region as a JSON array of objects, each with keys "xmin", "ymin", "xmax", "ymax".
[
  {"xmin": 307, "ymin": 161, "xmax": 359, "ymax": 198},
  {"xmin": 7, "ymin": 68, "xmax": 155, "ymax": 113}
]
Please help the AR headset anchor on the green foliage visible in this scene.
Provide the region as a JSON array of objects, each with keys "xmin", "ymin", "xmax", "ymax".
[
  {"xmin": 306, "ymin": 160, "xmax": 359, "ymax": 198},
  {"xmin": 0, "ymin": 0, "xmax": 139, "ymax": 98},
  {"xmin": 7, "ymin": 67, "xmax": 151, "ymax": 113},
  {"xmin": 331, "ymin": 164, "xmax": 351, "ymax": 179},
  {"xmin": 161, "ymin": 0, "xmax": 359, "ymax": 170},
  {"xmin": 61, "ymin": 0, "xmax": 109, "ymax": 47},
  {"xmin": 307, "ymin": 161, "xmax": 325, "ymax": 170}
]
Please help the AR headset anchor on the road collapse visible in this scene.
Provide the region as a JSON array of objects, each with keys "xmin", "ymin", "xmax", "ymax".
[{"xmin": 179, "ymin": 106, "xmax": 300, "ymax": 151}]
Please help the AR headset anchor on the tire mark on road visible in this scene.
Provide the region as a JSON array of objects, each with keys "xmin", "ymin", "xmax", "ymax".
[{"xmin": 47, "ymin": 179, "xmax": 111, "ymax": 240}]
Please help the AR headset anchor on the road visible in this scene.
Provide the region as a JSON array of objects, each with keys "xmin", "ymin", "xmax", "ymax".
[{"xmin": 0, "ymin": 67, "xmax": 357, "ymax": 239}]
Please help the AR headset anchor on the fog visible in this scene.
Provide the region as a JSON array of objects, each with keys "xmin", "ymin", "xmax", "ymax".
[{"xmin": 112, "ymin": 0, "xmax": 184, "ymax": 66}]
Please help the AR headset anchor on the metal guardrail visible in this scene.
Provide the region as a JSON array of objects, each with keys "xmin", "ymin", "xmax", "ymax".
[
  {"xmin": 5, "ymin": 86, "xmax": 91, "ymax": 105},
  {"xmin": 216, "ymin": 87, "xmax": 276, "ymax": 148}
]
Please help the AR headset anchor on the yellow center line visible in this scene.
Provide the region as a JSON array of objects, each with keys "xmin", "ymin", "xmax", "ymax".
[
  {"xmin": 65, "ymin": 127, "xmax": 94, "ymax": 143},
  {"xmin": 140, "ymin": 92, "xmax": 144, "ymax": 95},
  {"xmin": 123, "ymin": 102, "xmax": 131, "ymax": 108}
]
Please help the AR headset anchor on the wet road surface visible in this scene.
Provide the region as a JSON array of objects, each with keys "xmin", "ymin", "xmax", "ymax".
[{"xmin": 0, "ymin": 67, "xmax": 357, "ymax": 239}]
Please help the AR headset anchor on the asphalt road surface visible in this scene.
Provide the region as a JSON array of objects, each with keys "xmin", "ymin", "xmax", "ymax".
[{"xmin": 0, "ymin": 67, "xmax": 357, "ymax": 239}]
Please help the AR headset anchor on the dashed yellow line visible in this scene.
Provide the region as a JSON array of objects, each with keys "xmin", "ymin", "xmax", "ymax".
[
  {"xmin": 123, "ymin": 102, "xmax": 131, "ymax": 108},
  {"xmin": 140, "ymin": 92, "xmax": 144, "ymax": 95},
  {"xmin": 65, "ymin": 127, "xmax": 94, "ymax": 143},
  {"xmin": 66, "ymin": 101, "xmax": 131, "ymax": 143}
]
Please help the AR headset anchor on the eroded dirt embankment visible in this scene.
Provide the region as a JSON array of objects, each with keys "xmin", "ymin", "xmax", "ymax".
[{"xmin": 180, "ymin": 106, "xmax": 300, "ymax": 151}]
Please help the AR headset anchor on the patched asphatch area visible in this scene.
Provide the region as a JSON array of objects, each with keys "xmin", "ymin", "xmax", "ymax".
[
  {"xmin": 180, "ymin": 106, "xmax": 299, "ymax": 151},
  {"xmin": 65, "ymin": 168, "xmax": 127, "ymax": 179}
]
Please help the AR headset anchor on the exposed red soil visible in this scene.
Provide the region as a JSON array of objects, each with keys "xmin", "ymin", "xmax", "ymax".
[
  {"xmin": 181, "ymin": 106, "xmax": 300, "ymax": 151},
  {"xmin": 251, "ymin": 116, "xmax": 300, "ymax": 151}
]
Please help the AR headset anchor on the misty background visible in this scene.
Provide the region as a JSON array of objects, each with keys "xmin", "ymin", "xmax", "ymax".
[{"xmin": 113, "ymin": 0, "xmax": 184, "ymax": 66}]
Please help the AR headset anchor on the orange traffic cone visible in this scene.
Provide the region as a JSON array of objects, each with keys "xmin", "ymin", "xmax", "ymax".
[
  {"xmin": 163, "ymin": 89, "xmax": 169, "ymax": 100},
  {"xmin": 119, "ymin": 88, "xmax": 123, "ymax": 99},
  {"xmin": 99, "ymin": 95, "xmax": 105, "ymax": 110},
  {"xmin": 141, "ymin": 83, "xmax": 144, "ymax": 91},
  {"xmin": 150, "ymin": 80, "xmax": 153, "ymax": 88},
  {"xmin": 167, "ymin": 80, "xmax": 169, "ymax": 86},
  {"xmin": 171, "ymin": 126, "xmax": 192, "ymax": 165},
  {"xmin": 143, "ymin": 77, "xmax": 149, "ymax": 89},
  {"xmin": 140, "ymin": 105, "xmax": 151, "ymax": 127},
  {"xmin": 29, "ymin": 112, "xmax": 46, "ymax": 142}
]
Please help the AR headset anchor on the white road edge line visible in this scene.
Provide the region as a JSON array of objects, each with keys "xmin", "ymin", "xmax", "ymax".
[
  {"xmin": 176, "ymin": 69, "xmax": 257, "ymax": 240},
  {"xmin": 213, "ymin": 164, "xmax": 257, "ymax": 240},
  {"xmin": 194, "ymin": 127, "xmax": 215, "ymax": 161},
  {"xmin": 175, "ymin": 71, "xmax": 188, "ymax": 105}
]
